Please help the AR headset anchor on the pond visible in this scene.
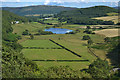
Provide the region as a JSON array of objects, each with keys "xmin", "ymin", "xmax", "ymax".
[{"xmin": 44, "ymin": 28, "xmax": 73, "ymax": 34}]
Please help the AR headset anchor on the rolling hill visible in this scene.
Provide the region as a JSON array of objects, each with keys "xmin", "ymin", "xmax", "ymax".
[
  {"xmin": 58, "ymin": 6, "xmax": 118, "ymax": 25},
  {"xmin": 2, "ymin": 5, "xmax": 77, "ymax": 16}
]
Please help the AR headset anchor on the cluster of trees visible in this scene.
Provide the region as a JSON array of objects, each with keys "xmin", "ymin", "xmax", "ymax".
[
  {"xmin": 58, "ymin": 6, "xmax": 117, "ymax": 25},
  {"xmin": 83, "ymin": 26, "xmax": 95, "ymax": 34},
  {"xmin": 2, "ymin": 10, "xmax": 38, "ymax": 78},
  {"xmin": 22, "ymin": 29, "xmax": 30, "ymax": 35},
  {"xmin": 35, "ymin": 30, "xmax": 53, "ymax": 35}
]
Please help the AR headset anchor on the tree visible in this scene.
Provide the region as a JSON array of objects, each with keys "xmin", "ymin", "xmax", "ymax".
[
  {"xmin": 30, "ymin": 34, "xmax": 34, "ymax": 39},
  {"xmin": 86, "ymin": 26, "xmax": 91, "ymax": 29},
  {"xmin": 88, "ymin": 39, "xmax": 93, "ymax": 45},
  {"xmin": 104, "ymin": 37, "xmax": 111, "ymax": 43},
  {"xmin": 22, "ymin": 29, "xmax": 29, "ymax": 35},
  {"xmin": 83, "ymin": 35, "xmax": 91, "ymax": 40},
  {"xmin": 87, "ymin": 58, "xmax": 111, "ymax": 79}
]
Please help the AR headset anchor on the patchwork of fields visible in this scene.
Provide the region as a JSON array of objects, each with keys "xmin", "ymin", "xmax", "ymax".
[
  {"xmin": 21, "ymin": 39, "xmax": 93, "ymax": 69},
  {"xmin": 13, "ymin": 22, "xmax": 117, "ymax": 70}
]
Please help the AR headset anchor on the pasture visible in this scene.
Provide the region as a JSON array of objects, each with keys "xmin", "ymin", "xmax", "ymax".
[
  {"xmin": 93, "ymin": 16, "xmax": 118, "ymax": 24},
  {"xmin": 94, "ymin": 29, "xmax": 119, "ymax": 37},
  {"xmin": 15, "ymin": 22, "xmax": 115, "ymax": 69},
  {"xmin": 12, "ymin": 22, "xmax": 53, "ymax": 35}
]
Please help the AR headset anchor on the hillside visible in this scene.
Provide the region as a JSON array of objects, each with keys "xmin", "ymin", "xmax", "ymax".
[
  {"xmin": 58, "ymin": 6, "xmax": 118, "ymax": 25},
  {"xmin": 2, "ymin": 5, "xmax": 77, "ymax": 16}
]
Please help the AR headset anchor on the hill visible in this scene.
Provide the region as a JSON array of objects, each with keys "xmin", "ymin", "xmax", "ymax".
[
  {"xmin": 2, "ymin": 5, "xmax": 77, "ymax": 16},
  {"xmin": 58, "ymin": 6, "xmax": 118, "ymax": 25}
]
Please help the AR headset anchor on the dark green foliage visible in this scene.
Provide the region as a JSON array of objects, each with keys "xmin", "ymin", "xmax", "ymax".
[
  {"xmin": 86, "ymin": 26, "xmax": 91, "ymax": 29},
  {"xmin": 83, "ymin": 35, "xmax": 91, "ymax": 40},
  {"xmin": 35, "ymin": 30, "xmax": 53, "ymax": 35},
  {"xmin": 2, "ymin": 45, "xmax": 36, "ymax": 78},
  {"xmin": 92, "ymin": 36, "xmax": 120, "ymax": 66},
  {"xmin": 2, "ymin": 10, "xmax": 28, "ymax": 41},
  {"xmin": 88, "ymin": 39, "xmax": 93, "ymax": 45},
  {"xmin": 30, "ymin": 34, "xmax": 34, "ymax": 39},
  {"xmin": 22, "ymin": 29, "xmax": 29, "ymax": 35},
  {"xmin": 66, "ymin": 31, "xmax": 76, "ymax": 34},
  {"xmin": 58, "ymin": 6, "xmax": 117, "ymax": 25},
  {"xmin": 104, "ymin": 37, "xmax": 111, "ymax": 43},
  {"xmin": 87, "ymin": 58, "xmax": 111, "ymax": 79},
  {"xmin": 35, "ymin": 66, "xmax": 91, "ymax": 78}
]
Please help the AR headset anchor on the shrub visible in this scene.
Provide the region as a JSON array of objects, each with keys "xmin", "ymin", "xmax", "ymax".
[{"xmin": 83, "ymin": 35, "xmax": 91, "ymax": 40}]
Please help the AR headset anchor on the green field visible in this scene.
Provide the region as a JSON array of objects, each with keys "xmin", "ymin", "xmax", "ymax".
[
  {"xmin": 15, "ymin": 22, "xmax": 110, "ymax": 70},
  {"xmin": 22, "ymin": 49, "xmax": 85, "ymax": 60},
  {"xmin": 44, "ymin": 18, "xmax": 59, "ymax": 24},
  {"xmin": 12, "ymin": 22, "xmax": 53, "ymax": 35},
  {"xmin": 20, "ymin": 40, "xmax": 61, "ymax": 48}
]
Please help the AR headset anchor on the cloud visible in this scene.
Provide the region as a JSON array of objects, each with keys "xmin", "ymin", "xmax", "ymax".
[
  {"xmin": 102, "ymin": 0, "xmax": 105, "ymax": 2},
  {"xmin": 81, "ymin": 0, "xmax": 85, "ymax": 2},
  {"xmin": 16, "ymin": 0, "xmax": 20, "ymax": 2},
  {"xmin": 44, "ymin": 0, "xmax": 50, "ymax": 5},
  {"xmin": 0, "ymin": 0, "xmax": 5, "ymax": 2}
]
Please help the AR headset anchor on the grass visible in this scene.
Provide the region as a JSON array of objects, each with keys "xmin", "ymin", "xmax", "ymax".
[
  {"xmin": 94, "ymin": 29, "xmax": 119, "ymax": 37},
  {"xmin": 22, "ymin": 49, "xmax": 84, "ymax": 60},
  {"xmin": 44, "ymin": 18, "xmax": 58, "ymax": 24},
  {"xmin": 107, "ymin": 12, "xmax": 118, "ymax": 16},
  {"xmin": 16, "ymin": 22, "xmax": 112, "ymax": 70},
  {"xmin": 12, "ymin": 22, "xmax": 52, "ymax": 35},
  {"xmin": 20, "ymin": 40, "xmax": 61, "ymax": 48},
  {"xmin": 92, "ymin": 16, "xmax": 118, "ymax": 24}
]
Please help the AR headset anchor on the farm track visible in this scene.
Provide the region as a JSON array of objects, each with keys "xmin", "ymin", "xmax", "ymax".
[{"xmin": 49, "ymin": 39, "xmax": 82, "ymax": 58}]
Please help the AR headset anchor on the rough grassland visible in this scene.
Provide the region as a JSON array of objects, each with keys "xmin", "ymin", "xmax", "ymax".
[
  {"xmin": 94, "ymin": 29, "xmax": 119, "ymax": 37},
  {"xmin": 93, "ymin": 16, "xmax": 118, "ymax": 24}
]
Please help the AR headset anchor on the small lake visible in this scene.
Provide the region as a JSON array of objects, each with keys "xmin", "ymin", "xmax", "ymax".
[{"xmin": 45, "ymin": 28, "xmax": 73, "ymax": 34}]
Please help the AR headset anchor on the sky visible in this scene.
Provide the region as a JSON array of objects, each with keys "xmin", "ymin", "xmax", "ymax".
[
  {"xmin": 0, "ymin": 0, "xmax": 119, "ymax": 8},
  {"xmin": 0, "ymin": 0, "xmax": 119, "ymax": 2}
]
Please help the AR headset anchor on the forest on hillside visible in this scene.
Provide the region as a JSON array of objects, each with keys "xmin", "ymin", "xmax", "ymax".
[{"xmin": 58, "ymin": 6, "xmax": 118, "ymax": 25}]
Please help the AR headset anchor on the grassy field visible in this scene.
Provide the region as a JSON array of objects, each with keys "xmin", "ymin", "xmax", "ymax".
[
  {"xmin": 12, "ymin": 22, "xmax": 53, "ymax": 35},
  {"xmin": 94, "ymin": 29, "xmax": 119, "ymax": 37},
  {"xmin": 20, "ymin": 40, "xmax": 61, "ymax": 48},
  {"xmin": 14, "ymin": 22, "xmax": 114, "ymax": 70},
  {"xmin": 19, "ymin": 31, "xmax": 106, "ymax": 69},
  {"xmin": 22, "ymin": 49, "xmax": 85, "ymax": 60},
  {"xmin": 44, "ymin": 18, "xmax": 58, "ymax": 24},
  {"xmin": 93, "ymin": 16, "xmax": 118, "ymax": 24}
]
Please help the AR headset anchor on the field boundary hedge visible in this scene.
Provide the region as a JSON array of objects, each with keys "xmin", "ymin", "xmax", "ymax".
[
  {"xmin": 49, "ymin": 39, "xmax": 82, "ymax": 57},
  {"xmin": 88, "ymin": 47, "xmax": 98, "ymax": 58},
  {"xmin": 32, "ymin": 59, "xmax": 89, "ymax": 62},
  {"xmin": 23, "ymin": 47, "xmax": 63, "ymax": 49}
]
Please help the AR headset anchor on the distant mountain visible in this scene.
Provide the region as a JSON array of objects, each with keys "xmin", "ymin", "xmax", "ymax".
[
  {"xmin": 2, "ymin": 5, "xmax": 77, "ymax": 16},
  {"xmin": 113, "ymin": 7, "xmax": 118, "ymax": 9},
  {"xmin": 2, "ymin": 2, "xmax": 118, "ymax": 8},
  {"xmin": 58, "ymin": 6, "xmax": 118, "ymax": 25}
]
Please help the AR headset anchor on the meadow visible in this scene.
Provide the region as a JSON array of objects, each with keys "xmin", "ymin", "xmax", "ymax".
[
  {"xmin": 94, "ymin": 29, "xmax": 119, "ymax": 37},
  {"xmin": 93, "ymin": 16, "xmax": 118, "ymax": 24},
  {"xmin": 12, "ymin": 20, "xmax": 118, "ymax": 69}
]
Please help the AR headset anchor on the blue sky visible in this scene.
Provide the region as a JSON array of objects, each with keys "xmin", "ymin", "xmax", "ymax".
[
  {"xmin": 0, "ymin": 0, "xmax": 119, "ymax": 2},
  {"xmin": 0, "ymin": 0, "xmax": 119, "ymax": 8}
]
